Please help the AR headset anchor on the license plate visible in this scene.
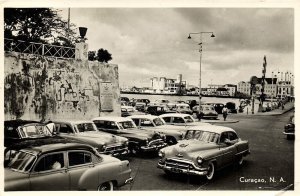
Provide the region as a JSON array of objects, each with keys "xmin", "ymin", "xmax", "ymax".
[{"xmin": 171, "ymin": 168, "xmax": 183, "ymax": 173}]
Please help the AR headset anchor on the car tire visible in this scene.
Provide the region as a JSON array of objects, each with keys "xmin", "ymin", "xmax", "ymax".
[
  {"xmin": 206, "ymin": 162, "xmax": 215, "ymax": 180},
  {"xmin": 97, "ymin": 181, "xmax": 114, "ymax": 191},
  {"xmin": 166, "ymin": 137, "xmax": 177, "ymax": 145},
  {"xmin": 129, "ymin": 144, "xmax": 140, "ymax": 155}
]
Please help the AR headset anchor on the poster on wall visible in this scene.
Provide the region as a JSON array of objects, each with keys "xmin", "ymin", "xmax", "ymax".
[{"xmin": 100, "ymin": 82, "xmax": 113, "ymax": 111}]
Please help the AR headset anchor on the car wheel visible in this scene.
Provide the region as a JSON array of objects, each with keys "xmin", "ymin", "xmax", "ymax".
[
  {"xmin": 166, "ymin": 137, "xmax": 177, "ymax": 145},
  {"xmin": 97, "ymin": 181, "xmax": 114, "ymax": 191},
  {"xmin": 130, "ymin": 145, "xmax": 140, "ymax": 155},
  {"xmin": 206, "ymin": 162, "xmax": 215, "ymax": 180}
]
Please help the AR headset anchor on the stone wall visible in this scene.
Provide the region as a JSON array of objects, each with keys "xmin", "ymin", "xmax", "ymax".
[{"xmin": 4, "ymin": 52, "xmax": 121, "ymax": 121}]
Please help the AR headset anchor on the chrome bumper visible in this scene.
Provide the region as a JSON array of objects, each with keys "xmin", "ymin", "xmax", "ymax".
[
  {"xmin": 283, "ymin": 131, "xmax": 295, "ymax": 135},
  {"xmin": 125, "ymin": 177, "xmax": 134, "ymax": 184},
  {"xmin": 157, "ymin": 162, "xmax": 208, "ymax": 176}
]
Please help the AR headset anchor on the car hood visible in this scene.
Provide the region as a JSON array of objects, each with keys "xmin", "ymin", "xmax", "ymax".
[
  {"xmin": 5, "ymin": 168, "xmax": 29, "ymax": 181},
  {"xmin": 141, "ymin": 125, "xmax": 187, "ymax": 135},
  {"xmin": 76, "ymin": 132, "xmax": 127, "ymax": 145},
  {"xmin": 163, "ymin": 140, "xmax": 218, "ymax": 159},
  {"xmin": 119, "ymin": 128, "xmax": 161, "ymax": 140}
]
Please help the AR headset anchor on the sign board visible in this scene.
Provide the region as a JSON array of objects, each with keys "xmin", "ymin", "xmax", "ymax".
[{"xmin": 100, "ymin": 82, "xmax": 113, "ymax": 111}]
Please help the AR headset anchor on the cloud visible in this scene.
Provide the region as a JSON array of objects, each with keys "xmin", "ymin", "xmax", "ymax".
[{"xmin": 61, "ymin": 8, "xmax": 294, "ymax": 87}]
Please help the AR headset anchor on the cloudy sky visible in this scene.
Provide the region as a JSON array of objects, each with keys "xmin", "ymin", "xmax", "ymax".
[{"xmin": 60, "ymin": 8, "xmax": 294, "ymax": 88}]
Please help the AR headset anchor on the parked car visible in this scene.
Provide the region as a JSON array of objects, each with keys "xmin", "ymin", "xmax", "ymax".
[
  {"xmin": 92, "ymin": 117, "xmax": 167, "ymax": 155},
  {"xmin": 129, "ymin": 115, "xmax": 187, "ymax": 145},
  {"xmin": 157, "ymin": 125, "xmax": 250, "ymax": 180},
  {"xmin": 50, "ymin": 120, "xmax": 129, "ymax": 156},
  {"xmin": 192, "ymin": 105, "xmax": 219, "ymax": 119},
  {"xmin": 146, "ymin": 105, "xmax": 176, "ymax": 116},
  {"xmin": 283, "ymin": 115, "xmax": 295, "ymax": 140},
  {"xmin": 5, "ymin": 143, "xmax": 133, "ymax": 191},
  {"xmin": 214, "ymin": 103, "xmax": 225, "ymax": 114},
  {"xmin": 4, "ymin": 120, "xmax": 54, "ymax": 148},
  {"xmin": 121, "ymin": 105, "xmax": 135, "ymax": 117},
  {"xmin": 135, "ymin": 102, "xmax": 147, "ymax": 112},
  {"xmin": 175, "ymin": 103, "xmax": 192, "ymax": 114},
  {"xmin": 262, "ymin": 102, "xmax": 272, "ymax": 112},
  {"xmin": 186, "ymin": 99, "xmax": 197, "ymax": 109},
  {"xmin": 135, "ymin": 99, "xmax": 150, "ymax": 105},
  {"xmin": 159, "ymin": 113, "xmax": 210, "ymax": 126},
  {"xmin": 121, "ymin": 96, "xmax": 130, "ymax": 103},
  {"xmin": 225, "ymin": 102, "xmax": 237, "ymax": 113}
]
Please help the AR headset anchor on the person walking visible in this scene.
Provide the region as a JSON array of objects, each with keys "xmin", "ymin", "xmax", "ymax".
[{"xmin": 222, "ymin": 106, "xmax": 228, "ymax": 121}]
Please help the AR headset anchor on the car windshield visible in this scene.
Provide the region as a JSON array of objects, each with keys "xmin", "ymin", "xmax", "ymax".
[
  {"xmin": 18, "ymin": 124, "xmax": 52, "ymax": 138},
  {"xmin": 76, "ymin": 123, "xmax": 97, "ymax": 132},
  {"xmin": 184, "ymin": 116, "xmax": 195, "ymax": 123},
  {"xmin": 185, "ymin": 130, "xmax": 220, "ymax": 143},
  {"xmin": 8, "ymin": 151, "xmax": 36, "ymax": 172},
  {"xmin": 153, "ymin": 118, "xmax": 165, "ymax": 126},
  {"xmin": 118, "ymin": 121, "xmax": 137, "ymax": 129}
]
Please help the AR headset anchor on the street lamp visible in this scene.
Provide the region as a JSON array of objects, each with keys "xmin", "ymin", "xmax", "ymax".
[{"xmin": 188, "ymin": 32, "xmax": 215, "ymax": 120}]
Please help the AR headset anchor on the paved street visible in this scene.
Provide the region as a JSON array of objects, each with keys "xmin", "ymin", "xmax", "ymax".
[{"xmin": 119, "ymin": 110, "xmax": 294, "ymax": 190}]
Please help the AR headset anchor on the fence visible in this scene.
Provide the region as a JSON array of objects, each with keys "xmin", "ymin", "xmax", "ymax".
[{"xmin": 4, "ymin": 38, "xmax": 75, "ymax": 59}]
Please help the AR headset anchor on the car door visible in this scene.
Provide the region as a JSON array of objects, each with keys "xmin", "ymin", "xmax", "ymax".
[
  {"xmin": 218, "ymin": 132, "xmax": 236, "ymax": 166},
  {"xmin": 67, "ymin": 150, "xmax": 95, "ymax": 190},
  {"xmin": 29, "ymin": 152, "xmax": 69, "ymax": 190}
]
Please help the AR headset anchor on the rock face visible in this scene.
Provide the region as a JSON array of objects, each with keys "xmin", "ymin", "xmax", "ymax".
[{"xmin": 4, "ymin": 52, "xmax": 121, "ymax": 121}]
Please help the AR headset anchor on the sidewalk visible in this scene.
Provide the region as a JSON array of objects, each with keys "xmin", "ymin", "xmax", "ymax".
[
  {"xmin": 239, "ymin": 102, "xmax": 294, "ymax": 116},
  {"xmin": 201, "ymin": 118, "xmax": 239, "ymax": 124}
]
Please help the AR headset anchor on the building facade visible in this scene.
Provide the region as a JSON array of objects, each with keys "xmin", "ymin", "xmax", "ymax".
[{"xmin": 150, "ymin": 74, "xmax": 186, "ymax": 94}]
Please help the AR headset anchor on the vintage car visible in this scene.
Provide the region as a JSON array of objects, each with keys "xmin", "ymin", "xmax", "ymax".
[
  {"xmin": 192, "ymin": 105, "xmax": 219, "ymax": 119},
  {"xmin": 5, "ymin": 143, "xmax": 133, "ymax": 191},
  {"xmin": 50, "ymin": 120, "xmax": 129, "ymax": 156},
  {"xmin": 283, "ymin": 115, "xmax": 295, "ymax": 140},
  {"xmin": 214, "ymin": 103, "xmax": 225, "ymax": 114},
  {"xmin": 225, "ymin": 102, "xmax": 238, "ymax": 113},
  {"xmin": 146, "ymin": 105, "xmax": 176, "ymax": 116},
  {"xmin": 157, "ymin": 125, "xmax": 250, "ymax": 180},
  {"xmin": 159, "ymin": 113, "xmax": 211, "ymax": 126},
  {"xmin": 129, "ymin": 115, "xmax": 187, "ymax": 145},
  {"xmin": 4, "ymin": 120, "xmax": 45, "ymax": 147},
  {"xmin": 175, "ymin": 103, "xmax": 193, "ymax": 114},
  {"xmin": 135, "ymin": 102, "xmax": 147, "ymax": 112},
  {"xmin": 92, "ymin": 117, "xmax": 167, "ymax": 155}
]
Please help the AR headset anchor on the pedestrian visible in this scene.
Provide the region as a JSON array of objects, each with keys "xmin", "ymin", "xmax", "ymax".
[{"xmin": 222, "ymin": 106, "xmax": 228, "ymax": 121}]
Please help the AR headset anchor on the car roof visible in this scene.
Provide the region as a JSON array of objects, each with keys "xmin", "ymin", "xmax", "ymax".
[
  {"xmin": 176, "ymin": 103, "xmax": 189, "ymax": 106},
  {"xmin": 186, "ymin": 125, "xmax": 235, "ymax": 134},
  {"xmin": 159, "ymin": 113, "xmax": 192, "ymax": 118},
  {"xmin": 92, "ymin": 116, "xmax": 133, "ymax": 122},
  {"xmin": 23, "ymin": 142, "xmax": 95, "ymax": 155},
  {"xmin": 51, "ymin": 120, "xmax": 95, "ymax": 125},
  {"xmin": 129, "ymin": 114, "xmax": 160, "ymax": 120}
]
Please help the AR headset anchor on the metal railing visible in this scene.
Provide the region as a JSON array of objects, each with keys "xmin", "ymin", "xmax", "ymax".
[{"xmin": 4, "ymin": 38, "xmax": 75, "ymax": 59}]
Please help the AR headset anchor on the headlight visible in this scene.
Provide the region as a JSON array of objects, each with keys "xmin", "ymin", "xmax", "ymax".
[
  {"xmin": 197, "ymin": 156, "xmax": 203, "ymax": 165},
  {"xmin": 101, "ymin": 145, "xmax": 107, "ymax": 151},
  {"xmin": 158, "ymin": 150, "xmax": 165, "ymax": 158},
  {"xmin": 124, "ymin": 140, "xmax": 129, "ymax": 146}
]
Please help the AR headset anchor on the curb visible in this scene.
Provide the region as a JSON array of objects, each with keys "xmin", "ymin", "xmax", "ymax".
[
  {"xmin": 254, "ymin": 106, "xmax": 294, "ymax": 116},
  {"xmin": 201, "ymin": 119, "xmax": 239, "ymax": 124}
]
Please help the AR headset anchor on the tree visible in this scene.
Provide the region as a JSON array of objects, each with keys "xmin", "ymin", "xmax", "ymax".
[
  {"xmin": 88, "ymin": 51, "xmax": 96, "ymax": 61},
  {"xmin": 4, "ymin": 8, "xmax": 77, "ymax": 47},
  {"xmin": 96, "ymin": 48, "xmax": 112, "ymax": 63}
]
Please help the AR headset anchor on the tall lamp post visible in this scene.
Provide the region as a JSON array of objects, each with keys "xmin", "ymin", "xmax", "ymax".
[{"xmin": 188, "ymin": 32, "xmax": 215, "ymax": 120}]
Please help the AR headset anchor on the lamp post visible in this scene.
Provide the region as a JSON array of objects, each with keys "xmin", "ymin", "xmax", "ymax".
[{"xmin": 188, "ymin": 32, "xmax": 215, "ymax": 120}]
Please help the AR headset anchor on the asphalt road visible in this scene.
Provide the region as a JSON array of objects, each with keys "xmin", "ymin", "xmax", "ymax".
[{"xmin": 119, "ymin": 110, "xmax": 295, "ymax": 191}]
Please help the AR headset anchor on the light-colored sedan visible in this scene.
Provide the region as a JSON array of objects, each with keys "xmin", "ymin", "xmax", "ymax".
[
  {"xmin": 159, "ymin": 113, "xmax": 211, "ymax": 126},
  {"xmin": 129, "ymin": 114, "xmax": 188, "ymax": 145},
  {"xmin": 5, "ymin": 143, "xmax": 133, "ymax": 191},
  {"xmin": 157, "ymin": 125, "xmax": 250, "ymax": 180}
]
